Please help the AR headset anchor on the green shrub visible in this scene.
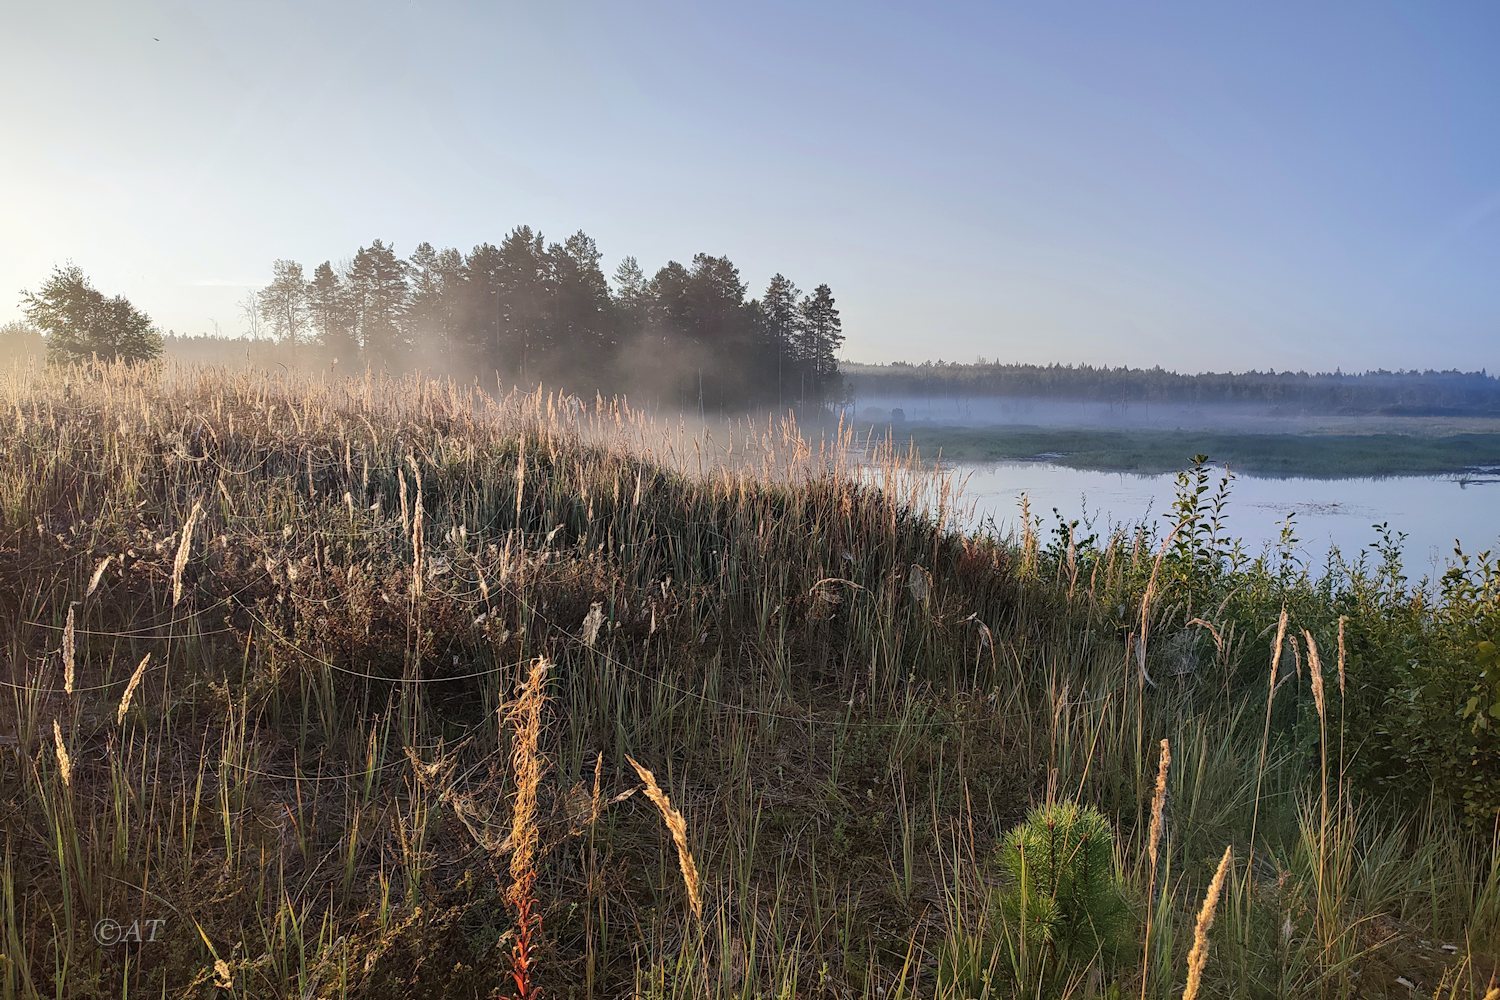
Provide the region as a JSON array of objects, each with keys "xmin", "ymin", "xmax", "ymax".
[
  {"xmin": 1347, "ymin": 546, "xmax": 1500, "ymax": 826},
  {"xmin": 1029, "ymin": 456, "xmax": 1500, "ymax": 831},
  {"xmin": 996, "ymin": 801, "xmax": 1130, "ymax": 964}
]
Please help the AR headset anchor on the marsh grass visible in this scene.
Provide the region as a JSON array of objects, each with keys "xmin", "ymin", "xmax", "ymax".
[
  {"xmin": 900, "ymin": 423, "xmax": 1500, "ymax": 478},
  {"xmin": 0, "ymin": 360, "xmax": 1494, "ymax": 999}
]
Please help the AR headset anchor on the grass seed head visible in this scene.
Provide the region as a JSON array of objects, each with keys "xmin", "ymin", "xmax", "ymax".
[
  {"xmin": 171, "ymin": 500, "xmax": 203, "ymax": 606},
  {"xmin": 52, "ymin": 720, "xmax": 72, "ymax": 787},
  {"xmin": 1182, "ymin": 845, "xmax": 1232, "ymax": 1000},
  {"xmin": 1270, "ymin": 606, "xmax": 1288, "ymax": 689},
  {"xmin": 62, "ymin": 604, "xmax": 75, "ymax": 696},
  {"xmin": 85, "ymin": 555, "xmax": 112, "ymax": 598},
  {"xmin": 506, "ymin": 658, "xmax": 551, "ymax": 902},
  {"xmin": 627, "ymin": 754, "xmax": 702, "ymax": 920},
  {"xmin": 1147, "ymin": 738, "xmax": 1171, "ymax": 882},
  {"xmin": 1303, "ymin": 629, "xmax": 1326, "ymax": 725},
  {"xmin": 117, "ymin": 652, "xmax": 151, "ymax": 724}
]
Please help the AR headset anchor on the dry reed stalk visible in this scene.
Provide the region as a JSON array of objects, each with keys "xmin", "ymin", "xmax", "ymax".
[
  {"xmin": 589, "ymin": 752, "xmax": 604, "ymax": 825},
  {"xmin": 52, "ymin": 720, "xmax": 72, "ymax": 788},
  {"xmin": 581, "ymin": 602, "xmax": 604, "ymax": 648},
  {"xmin": 516, "ymin": 434, "xmax": 527, "ymax": 528},
  {"xmin": 1146, "ymin": 738, "xmax": 1171, "ymax": 885},
  {"xmin": 1335, "ymin": 615, "xmax": 1349, "ymax": 798},
  {"xmin": 410, "ymin": 462, "xmax": 425, "ymax": 599},
  {"xmin": 85, "ymin": 556, "xmax": 112, "ymax": 599},
  {"xmin": 62, "ymin": 604, "xmax": 75, "ymax": 696},
  {"xmin": 1135, "ymin": 524, "xmax": 1183, "ymax": 688},
  {"xmin": 1182, "ymin": 846, "xmax": 1232, "ymax": 1000},
  {"xmin": 1018, "ymin": 493, "xmax": 1036, "ymax": 575},
  {"xmin": 172, "ymin": 500, "xmax": 203, "ymax": 606},
  {"xmin": 397, "ymin": 468, "xmax": 410, "ymax": 541},
  {"xmin": 1270, "ymin": 607, "xmax": 1288, "ymax": 691},
  {"xmin": 1335, "ymin": 616, "xmax": 1347, "ymax": 696},
  {"xmin": 1304, "ymin": 629, "xmax": 1333, "ymax": 862},
  {"xmin": 1304, "ymin": 630, "xmax": 1326, "ymax": 725},
  {"xmin": 626, "ymin": 755, "xmax": 703, "ymax": 920},
  {"xmin": 506, "ymin": 658, "xmax": 550, "ymax": 1000},
  {"xmin": 117, "ymin": 653, "xmax": 150, "ymax": 724},
  {"xmin": 1141, "ymin": 738, "xmax": 1172, "ymax": 1000},
  {"xmin": 1185, "ymin": 617, "xmax": 1225, "ymax": 662},
  {"xmin": 1249, "ymin": 607, "xmax": 1291, "ymax": 866}
]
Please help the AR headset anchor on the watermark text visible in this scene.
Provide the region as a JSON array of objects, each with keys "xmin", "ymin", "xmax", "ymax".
[{"xmin": 93, "ymin": 917, "xmax": 166, "ymax": 946}]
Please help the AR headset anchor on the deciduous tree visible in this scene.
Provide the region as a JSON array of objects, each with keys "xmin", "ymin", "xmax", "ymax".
[
  {"xmin": 258, "ymin": 259, "xmax": 309, "ymax": 345},
  {"xmin": 22, "ymin": 265, "xmax": 162, "ymax": 365}
]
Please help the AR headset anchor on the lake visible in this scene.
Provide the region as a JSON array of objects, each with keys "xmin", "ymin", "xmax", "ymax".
[{"xmin": 943, "ymin": 461, "xmax": 1500, "ymax": 579}]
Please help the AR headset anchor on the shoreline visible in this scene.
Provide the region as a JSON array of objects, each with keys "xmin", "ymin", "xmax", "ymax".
[{"xmin": 887, "ymin": 423, "xmax": 1500, "ymax": 478}]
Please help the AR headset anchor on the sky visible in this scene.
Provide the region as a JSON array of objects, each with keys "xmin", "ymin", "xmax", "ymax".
[{"xmin": 3, "ymin": 1, "xmax": 1499, "ymax": 372}]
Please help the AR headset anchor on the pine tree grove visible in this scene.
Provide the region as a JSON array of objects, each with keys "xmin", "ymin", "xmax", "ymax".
[{"xmin": 252, "ymin": 231, "xmax": 847, "ymax": 409}]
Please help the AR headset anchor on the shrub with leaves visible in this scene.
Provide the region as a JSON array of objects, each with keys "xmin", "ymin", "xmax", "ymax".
[
  {"xmin": 1027, "ymin": 457, "xmax": 1500, "ymax": 831},
  {"xmin": 996, "ymin": 801, "xmax": 1130, "ymax": 963}
]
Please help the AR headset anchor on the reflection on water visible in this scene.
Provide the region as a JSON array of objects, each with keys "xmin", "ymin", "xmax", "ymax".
[{"xmin": 945, "ymin": 462, "xmax": 1500, "ymax": 579}]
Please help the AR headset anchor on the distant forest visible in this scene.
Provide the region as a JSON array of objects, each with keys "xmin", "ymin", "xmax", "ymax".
[
  {"xmin": 240, "ymin": 231, "xmax": 844, "ymax": 410},
  {"xmin": 3, "ymin": 231, "xmax": 844, "ymax": 412},
  {"xmin": 847, "ymin": 361, "xmax": 1500, "ymax": 416}
]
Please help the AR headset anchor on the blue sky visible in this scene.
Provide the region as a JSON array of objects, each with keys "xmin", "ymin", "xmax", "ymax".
[{"xmin": 3, "ymin": 1, "xmax": 1498, "ymax": 371}]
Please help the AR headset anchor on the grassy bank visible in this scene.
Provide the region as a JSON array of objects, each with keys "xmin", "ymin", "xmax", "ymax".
[
  {"xmin": 899, "ymin": 424, "xmax": 1500, "ymax": 477},
  {"xmin": 0, "ymin": 364, "xmax": 1496, "ymax": 999}
]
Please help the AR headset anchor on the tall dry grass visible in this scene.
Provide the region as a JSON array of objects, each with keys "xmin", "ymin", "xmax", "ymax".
[{"xmin": 0, "ymin": 359, "xmax": 1492, "ymax": 1000}]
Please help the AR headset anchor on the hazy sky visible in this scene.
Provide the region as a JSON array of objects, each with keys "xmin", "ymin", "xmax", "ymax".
[{"xmin": 4, "ymin": 2, "xmax": 1498, "ymax": 371}]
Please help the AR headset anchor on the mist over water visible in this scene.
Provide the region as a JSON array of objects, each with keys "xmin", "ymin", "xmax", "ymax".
[
  {"xmin": 846, "ymin": 392, "xmax": 1500, "ymax": 434},
  {"xmin": 850, "ymin": 393, "xmax": 1286, "ymax": 431}
]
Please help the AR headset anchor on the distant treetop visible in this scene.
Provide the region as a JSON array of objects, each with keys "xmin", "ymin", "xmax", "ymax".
[
  {"xmin": 21, "ymin": 265, "xmax": 162, "ymax": 365},
  {"xmin": 240, "ymin": 230, "xmax": 846, "ymax": 411},
  {"xmin": 842, "ymin": 361, "xmax": 1500, "ymax": 416}
]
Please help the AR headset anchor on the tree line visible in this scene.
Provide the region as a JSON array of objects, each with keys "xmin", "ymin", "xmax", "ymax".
[
  {"xmin": 9, "ymin": 230, "xmax": 846, "ymax": 411},
  {"xmin": 252, "ymin": 230, "xmax": 844, "ymax": 409},
  {"xmin": 847, "ymin": 361, "xmax": 1500, "ymax": 416}
]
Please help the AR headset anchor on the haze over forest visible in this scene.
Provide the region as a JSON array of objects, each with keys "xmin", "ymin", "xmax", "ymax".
[{"xmin": 5, "ymin": 3, "xmax": 1500, "ymax": 373}]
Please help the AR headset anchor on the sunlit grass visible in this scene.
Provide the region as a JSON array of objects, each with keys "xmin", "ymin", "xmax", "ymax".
[{"xmin": 0, "ymin": 360, "xmax": 1494, "ymax": 999}]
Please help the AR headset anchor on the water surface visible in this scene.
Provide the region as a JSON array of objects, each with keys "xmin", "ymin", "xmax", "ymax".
[{"xmin": 946, "ymin": 462, "xmax": 1500, "ymax": 579}]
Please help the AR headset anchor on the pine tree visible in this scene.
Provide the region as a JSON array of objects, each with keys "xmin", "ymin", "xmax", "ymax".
[
  {"xmin": 545, "ymin": 231, "xmax": 614, "ymax": 386},
  {"xmin": 798, "ymin": 283, "xmax": 844, "ymax": 404},
  {"xmin": 612, "ymin": 257, "xmax": 649, "ymax": 328},
  {"xmin": 758, "ymin": 273, "xmax": 803, "ymax": 408},
  {"xmin": 460, "ymin": 242, "xmax": 503, "ymax": 373},
  {"xmin": 496, "ymin": 226, "xmax": 548, "ymax": 379},
  {"xmin": 650, "ymin": 260, "xmax": 693, "ymax": 336},
  {"xmin": 405, "ymin": 242, "xmax": 455, "ymax": 363},
  {"xmin": 996, "ymin": 802, "xmax": 1128, "ymax": 963},
  {"xmin": 307, "ymin": 261, "xmax": 356, "ymax": 358},
  {"xmin": 346, "ymin": 240, "xmax": 409, "ymax": 366},
  {"xmin": 684, "ymin": 254, "xmax": 753, "ymax": 408},
  {"xmin": 432, "ymin": 246, "xmax": 467, "ymax": 366},
  {"xmin": 249, "ymin": 230, "xmax": 846, "ymax": 407}
]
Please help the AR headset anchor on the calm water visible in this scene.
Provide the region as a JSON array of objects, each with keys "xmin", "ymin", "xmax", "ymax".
[{"xmin": 945, "ymin": 462, "xmax": 1500, "ymax": 579}]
